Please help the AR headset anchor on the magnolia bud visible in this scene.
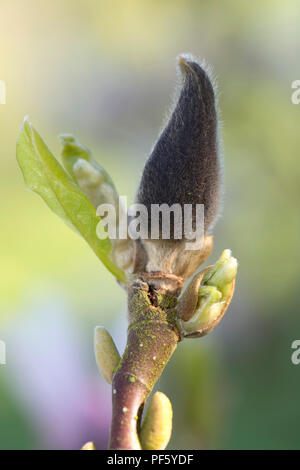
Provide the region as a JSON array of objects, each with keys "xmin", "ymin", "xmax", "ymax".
[
  {"xmin": 94, "ymin": 327, "xmax": 120, "ymax": 384},
  {"xmin": 137, "ymin": 55, "xmax": 220, "ymax": 238},
  {"xmin": 203, "ymin": 249, "xmax": 238, "ymax": 292},
  {"xmin": 140, "ymin": 391, "xmax": 173, "ymax": 450},
  {"xmin": 81, "ymin": 441, "xmax": 96, "ymax": 450},
  {"xmin": 180, "ymin": 285, "xmax": 223, "ymax": 334}
]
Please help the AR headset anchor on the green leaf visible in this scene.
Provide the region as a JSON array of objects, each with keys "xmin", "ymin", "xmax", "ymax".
[{"xmin": 16, "ymin": 117, "xmax": 126, "ymax": 283}]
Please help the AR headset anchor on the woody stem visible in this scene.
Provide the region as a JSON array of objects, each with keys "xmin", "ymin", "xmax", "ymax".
[{"xmin": 108, "ymin": 277, "xmax": 181, "ymax": 450}]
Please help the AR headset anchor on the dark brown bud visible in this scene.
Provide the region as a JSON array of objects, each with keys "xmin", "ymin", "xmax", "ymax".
[{"xmin": 136, "ymin": 55, "xmax": 221, "ymax": 237}]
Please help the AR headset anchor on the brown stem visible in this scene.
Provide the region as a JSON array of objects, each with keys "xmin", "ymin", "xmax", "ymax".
[{"xmin": 109, "ymin": 275, "xmax": 182, "ymax": 450}]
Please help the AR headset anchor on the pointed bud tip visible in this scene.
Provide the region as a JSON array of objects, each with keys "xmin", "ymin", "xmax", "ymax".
[
  {"xmin": 94, "ymin": 325, "xmax": 106, "ymax": 334},
  {"xmin": 81, "ymin": 441, "xmax": 96, "ymax": 450},
  {"xmin": 177, "ymin": 54, "xmax": 198, "ymax": 77},
  {"xmin": 177, "ymin": 53, "xmax": 197, "ymax": 68},
  {"xmin": 177, "ymin": 54, "xmax": 210, "ymax": 78},
  {"xmin": 21, "ymin": 115, "xmax": 32, "ymax": 133},
  {"xmin": 19, "ymin": 116, "xmax": 36, "ymax": 146},
  {"xmin": 177, "ymin": 54, "xmax": 188, "ymax": 67}
]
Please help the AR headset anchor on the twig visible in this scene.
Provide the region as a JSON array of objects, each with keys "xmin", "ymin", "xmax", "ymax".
[{"xmin": 109, "ymin": 275, "xmax": 182, "ymax": 450}]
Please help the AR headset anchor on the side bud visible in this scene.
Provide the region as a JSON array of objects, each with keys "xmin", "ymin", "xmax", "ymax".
[
  {"xmin": 94, "ymin": 326, "xmax": 121, "ymax": 384},
  {"xmin": 81, "ymin": 441, "xmax": 96, "ymax": 450},
  {"xmin": 139, "ymin": 391, "xmax": 173, "ymax": 450},
  {"xmin": 203, "ymin": 249, "xmax": 237, "ymax": 292},
  {"xmin": 179, "ymin": 250, "xmax": 238, "ymax": 337}
]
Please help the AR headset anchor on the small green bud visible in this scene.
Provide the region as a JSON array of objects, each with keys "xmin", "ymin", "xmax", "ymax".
[
  {"xmin": 203, "ymin": 249, "xmax": 237, "ymax": 291},
  {"xmin": 94, "ymin": 326, "xmax": 120, "ymax": 385},
  {"xmin": 81, "ymin": 441, "xmax": 96, "ymax": 450},
  {"xmin": 197, "ymin": 285, "xmax": 222, "ymax": 306},
  {"xmin": 180, "ymin": 249, "xmax": 238, "ymax": 337},
  {"xmin": 140, "ymin": 392, "xmax": 173, "ymax": 450},
  {"xmin": 180, "ymin": 285, "xmax": 223, "ymax": 334}
]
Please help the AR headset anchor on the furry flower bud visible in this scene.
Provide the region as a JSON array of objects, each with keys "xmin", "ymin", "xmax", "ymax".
[{"xmin": 137, "ymin": 55, "xmax": 220, "ymax": 238}]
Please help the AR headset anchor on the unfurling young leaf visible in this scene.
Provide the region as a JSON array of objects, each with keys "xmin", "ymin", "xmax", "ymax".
[
  {"xmin": 16, "ymin": 117, "xmax": 126, "ymax": 282},
  {"xmin": 60, "ymin": 134, "xmax": 120, "ymax": 210},
  {"xmin": 60, "ymin": 133, "xmax": 135, "ymax": 274}
]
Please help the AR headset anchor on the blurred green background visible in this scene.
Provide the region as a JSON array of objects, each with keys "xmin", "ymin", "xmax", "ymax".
[{"xmin": 1, "ymin": 0, "xmax": 300, "ymax": 449}]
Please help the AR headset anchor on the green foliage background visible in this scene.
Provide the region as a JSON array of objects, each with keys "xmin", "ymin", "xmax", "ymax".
[{"xmin": 0, "ymin": 0, "xmax": 300, "ymax": 449}]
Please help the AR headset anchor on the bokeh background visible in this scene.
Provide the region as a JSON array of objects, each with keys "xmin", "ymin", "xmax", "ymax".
[{"xmin": 1, "ymin": 0, "xmax": 300, "ymax": 449}]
